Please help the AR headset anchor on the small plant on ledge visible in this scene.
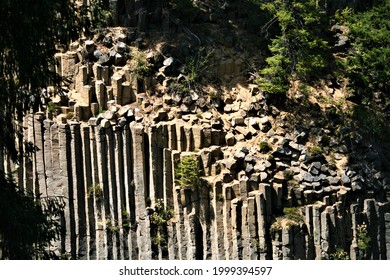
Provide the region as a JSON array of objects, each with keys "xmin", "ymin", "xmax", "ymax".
[
  {"xmin": 259, "ymin": 141, "xmax": 273, "ymax": 154},
  {"xmin": 270, "ymin": 207, "xmax": 304, "ymax": 233},
  {"xmin": 175, "ymin": 155, "xmax": 201, "ymax": 190},
  {"xmin": 87, "ymin": 183, "xmax": 103, "ymax": 200}
]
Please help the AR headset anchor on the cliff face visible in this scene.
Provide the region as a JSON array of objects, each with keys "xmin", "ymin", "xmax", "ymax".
[
  {"xmin": 20, "ymin": 106, "xmax": 390, "ymax": 260},
  {"xmin": 12, "ymin": 0, "xmax": 390, "ymax": 260},
  {"xmin": 21, "ymin": 57, "xmax": 390, "ymax": 260}
]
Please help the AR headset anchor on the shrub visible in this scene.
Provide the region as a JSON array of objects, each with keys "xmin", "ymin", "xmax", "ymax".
[
  {"xmin": 150, "ymin": 199, "xmax": 173, "ymax": 227},
  {"xmin": 330, "ymin": 248, "xmax": 350, "ymax": 260},
  {"xmin": 121, "ymin": 210, "xmax": 131, "ymax": 231},
  {"xmin": 259, "ymin": 141, "xmax": 272, "ymax": 153},
  {"xmin": 283, "ymin": 207, "xmax": 305, "ymax": 224},
  {"xmin": 130, "ymin": 50, "xmax": 151, "ymax": 79},
  {"xmin": 175, "ymin": 156, "xmax": 201, "ymax": 190},
  {"xmin": 357, "ymin": 222, "xmax": 371, "ymax": 252},
  {"xmin": 308, "ymin": 145, "xmax": 322, "ymax": 157},
  {"xmin": 47, "ymin": 101, "xmax": 61, "ymax": 114},
  {"xmin": 87, "ymin": 183, "xmax": 103, "ymax": 199},
  {"xmin": 270, "ymin": 207, "xmax": 304, "ymax": 233},
  {"xmin": 66, "ymin": 112, "xmax": 74, "ymax": 120},
  {"xmin": 150, "ymin": 199, "xmax": 173, "ymax": 247},
  {"xmin": 105, "ymin": 218, "xmax": 119, "ymax": 233}
]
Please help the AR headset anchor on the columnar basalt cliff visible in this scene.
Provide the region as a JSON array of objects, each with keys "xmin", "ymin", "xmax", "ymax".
[
  {"xmin": 9, "ymin": 0, "xmax": 390, "ymax": 260},
  {"xmin": 20, "ymin": 106, "xmax": 390, "ymax": 260}
]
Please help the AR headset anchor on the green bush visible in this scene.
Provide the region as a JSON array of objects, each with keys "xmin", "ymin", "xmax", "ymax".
[
  {"xmin": 257, "ymin": 0, "xmax": 330, "ymax": 95},
  {"xmin": 283, "ymin": 207, "xmax": 305, "ymax": 224},
  {"xmin": 357, "ymin": 222, "xmax": 371, "ymax": 252},
  {"xmin": 175, "ymin": 156, "xmax": 201, "ymax": 190},
  {"xmin": 308, "ymin": 145, "xmax": 322, "ymax": 157},
  {"xmin": 341, "ymin": 1, "xmax": 390, "ymax": 96},
  {"xmin": 259, "ymin": 141, "xmax": 272, "ymax": 153},
  {"xmin": 87, "ymin": 183, "xmax": 103, "ymax": 199},
  {"xmin": 47, "ymin": 101, "xmax": 60, "ymax": 114},
  {"xmin": 330, "ymin": 248, "xmax": 350, "ymax": 260},
  {"xmin": 150, "ymin": 199, "xmax": 173, "ymax": 227},
  {"xmin": 131, "ymin": 50, "xmax": 151, "ymax": 79},
  {"xmin": 66, "ymin": 112, "xmax": 74, "ymax": 120}
]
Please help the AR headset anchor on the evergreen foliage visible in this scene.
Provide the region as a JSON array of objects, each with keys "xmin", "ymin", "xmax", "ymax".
[
  {"xmin": 341, "ymin": 0, "xmax": 390, "ymax": 97},
  {"xmin": 0, "ymin": 0, "xmax": 83, "ymax": 161},
  {"xmin": 0, "ymin": 172, "xmax": 65, "ymax": 259},
  {"xmin": 0, "ymin": 0, "xmax": 84, "ymax": 259},
  {"xmin": 175, "ymin": 156, "xmax": 202, "ymax": 190},
  {"xmin": 257, "ymin": 0, "xmax": 330, "ymax": 95}
]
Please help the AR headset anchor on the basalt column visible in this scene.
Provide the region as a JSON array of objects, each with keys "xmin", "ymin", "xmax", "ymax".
[
  {"xmin": 149, "ymin": 124, "xmax": 164, "ymax": 203},
  {"xmin": 58, "ymin": 123, "xmax": 73, "ymax": 257},
  {"xmin": 69, "ymin": 122, "xmax": 87, "ymax": 259},
  {"xmin": 32, "ymin": 113, "xmax": 47, "ymax": 197},
  {"xmin": 122, "ymin": 123, "xmax": 137, "ymax": 260},
  {"xmin": 130, "ymin": 122, "xmax": 151, "ymax": 259},
  {"xmin": 95, "ymin": 125, "xmax": 109, "ymax": 259},
  {"xmin": 86, "ymin": 124, "xmax": 98, "ymax": 260},
  {"xmin": 212, "ymin": 180, "xmax": 226, "ymax": 260},
  {"xmin": 106, "ymin": 125, "xmax": 120, "ymax": 259}
]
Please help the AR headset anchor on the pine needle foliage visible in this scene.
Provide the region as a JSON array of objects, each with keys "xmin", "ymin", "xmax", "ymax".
[
  {"xmin": 257, "ymin": 0, "xmax": 330, "ymax": 95},
  {"xmin": 175, "ymin": 156, "xmax": 202, "ymax": 190}
]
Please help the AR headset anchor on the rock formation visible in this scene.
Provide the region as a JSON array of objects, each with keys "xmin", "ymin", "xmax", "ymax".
[{"xmin": 6, "ymin": 0, "xmax": 390, "ymax": 260}]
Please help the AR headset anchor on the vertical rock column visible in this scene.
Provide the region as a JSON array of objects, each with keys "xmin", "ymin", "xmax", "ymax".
[
  {"xmin": 148, "ymin": 125, "xmax": 164, "ymax": 203},
  {"xmin": 350, "ymin": 204, "xmax": 359, "ymax": 260},
  {"xmin": 176, "ymin": 123, "xmax": 186, "ymax": 152},
  {"xmin": 112, "ymin": 74, "xmax": 123, "ymax": 105},
  {"xmin": 22, "ymin": 115, "xmax": 33, "ymax": 193},
  {"xmin": 212, "ymin": 180, "xmax": 226, "ymax": 259},
  {"xmin": 254, "ymin": 191, "xmax": 269, "ymax": 260},
  {"xmin": 320, "ymin": 207, "xmax": 331, "ymax": 259},
  {"xmin": 230, "ymin": 198, "xmax": 241, "ymax": 259},
  {"xmin": 168, "ymin": 151, "xmax": 181, "ymax": 260},
  {"xmin": 105, "ymin": 125, "xmax": 118, "ymax": 259},
  {"xmin": 50, "ymin": 124, "xmax": 63, "ymax": 197},
  {"xmin": 384, "ymin": 206, "xmax": 390, "ymax": 259},
  {"xmin": 46, "ymin": 122, "xmax": 62, "ymax": 253},
  {"xmin": 223, "ymin": 184, "xmax": 234, "ymax": 259},
  {"xmin": 95, "ymin": 125, "xmax": 109, "ymax": 259},
  {"xmin": 58, "ymin": 123, "xmax": 74, "ymax": 257},
  {"xmin": 305, "ymin": 205, "xmax": 315, "ymax": 259},
  {"xmin": 281, "ymin": 227, "xmax": 294, "ymax": 260},
  {"xmin": 364, "ymin": 199, "xmax": 379, "ymax": 259},
  {"xmin": 130, "ymin": 122, "xmax": 151, "ymax": 259},
  {"xmin": 88, "ymin": 124, "xmax": 99, "ymax": 260},
  {"xmin": 239, "ymin": 176, "xmax": 250, "ymax": 259},
  {"xmin": 172, "ymin": 151, "xmax": 190, "ymax": 260},
  {"xmin": 123, "ymin": 123, "xmax": 137, "ymax": 260},
  {"xmin": 96, "ymin": 80, "xmax": 107, "ymax": 110},
  {"xmin": 43, "ymin": 119, "xmax": 54, "ymax": 196},
  {"xmin": 32, "ymin": 113, "xmax": 46, "ymax": 197},
  {"xmin": 168, "ymin": 122, "xmax": 177, "ymax": 151},
  {"xmin": 69, "ymin": 122, "xmax": 87, "ymax": 259},
  {"xmin": 81, "ymin": 125, "xmax": 95, "ymax": 259},
  {"xmin": 198, "ymin": 179, "xmax": 212, "ymax": 260},
  {"xmin": 114, "ymin": 124, "xmax": 126, "ymax": 260},
  {"xmin": 163, "ymin": 148, "xmax": 174, "ymax": 210},
  {"xmin": 247, "ymin": 196, "xmax": 259, "ymax": 259},
  {"xmin": 312, "ymin": 204, "xmax": 323, "ymax": 259},
  {"xmin": 377, "ymin": 203, "xmax": 389, "ymax": 259}
]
